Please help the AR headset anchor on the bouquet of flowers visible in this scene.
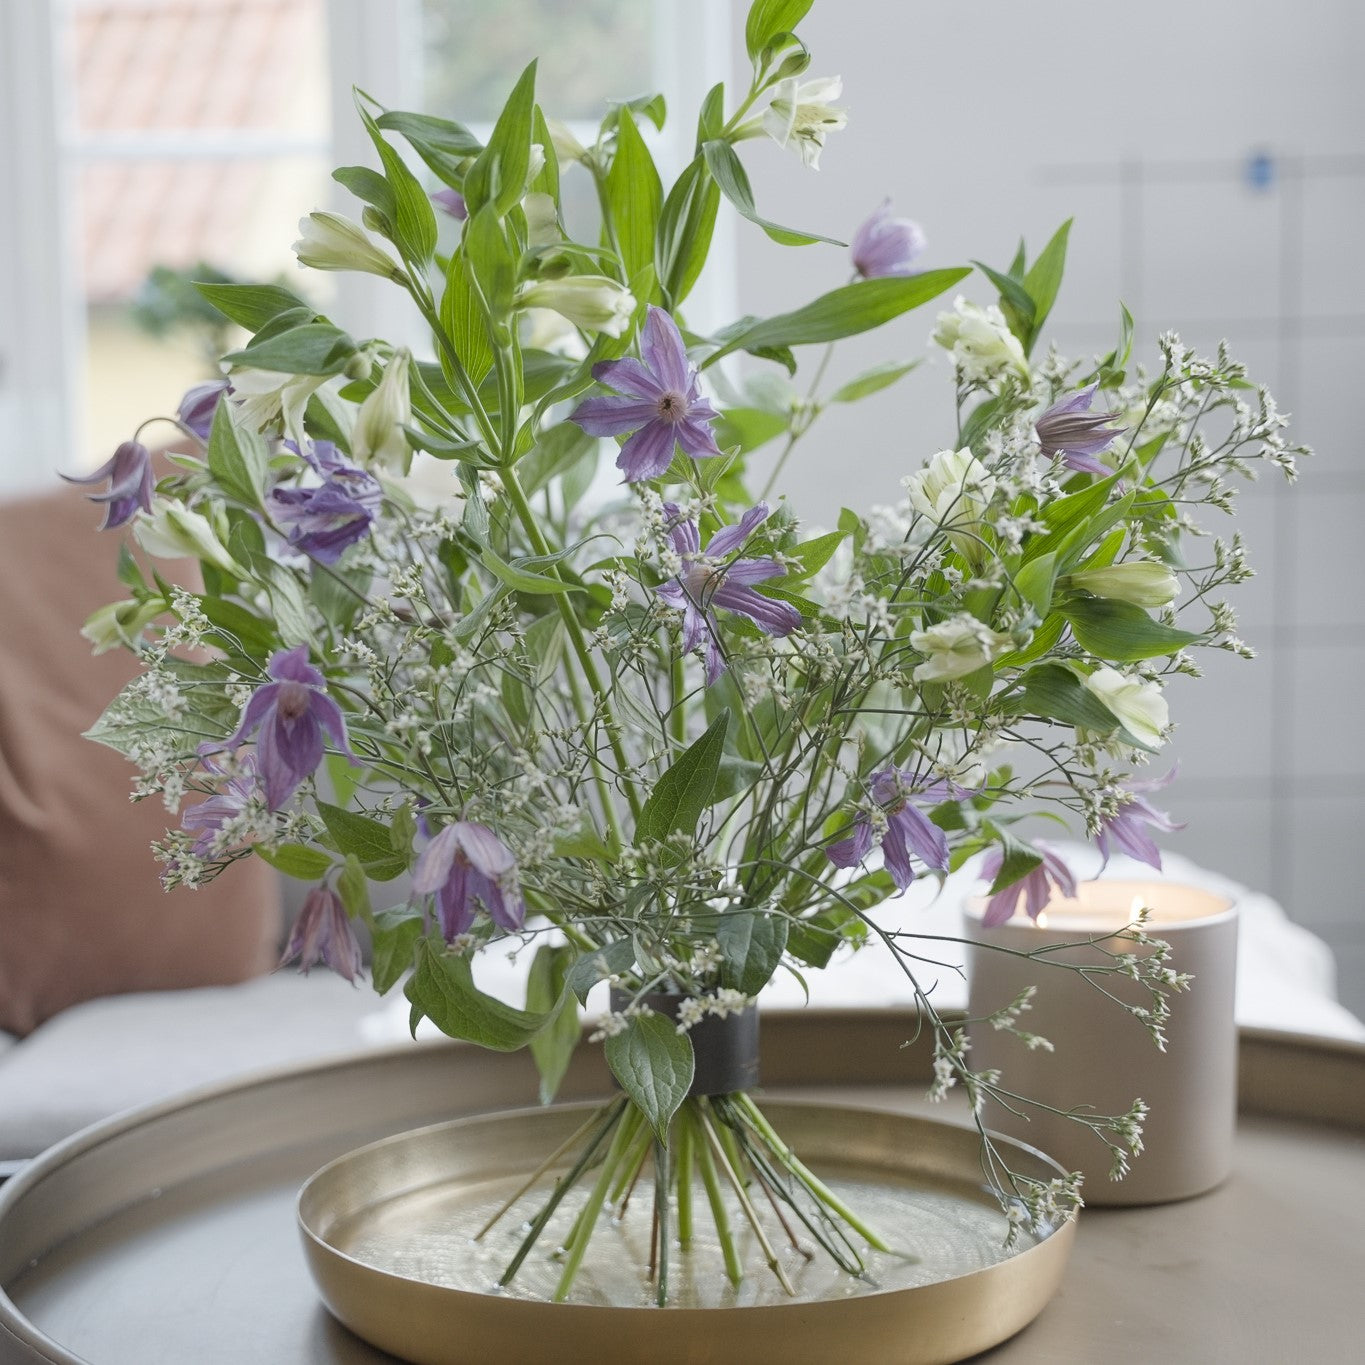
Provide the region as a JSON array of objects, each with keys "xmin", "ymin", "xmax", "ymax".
[{"xmin": 74, "ymin": 0, "xmax": 1301, "ymax": 1306}]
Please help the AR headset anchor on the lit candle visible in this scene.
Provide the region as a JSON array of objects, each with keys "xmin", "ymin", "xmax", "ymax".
[{"xmin": 965, "ymin": 880, "xmax": 1237, "ymax": 1205}]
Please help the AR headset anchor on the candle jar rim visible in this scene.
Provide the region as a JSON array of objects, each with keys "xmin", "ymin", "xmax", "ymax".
[{"xmin": 964, "ymin": 878, "xmax": 1236, "ymax": 934}]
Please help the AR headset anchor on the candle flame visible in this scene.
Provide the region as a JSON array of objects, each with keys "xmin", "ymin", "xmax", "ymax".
[{"xmin": 1035, "ymin": 911, "xmax": 1049, "ymax": 929}]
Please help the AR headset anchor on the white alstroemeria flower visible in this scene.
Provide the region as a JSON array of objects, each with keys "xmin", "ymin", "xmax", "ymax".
[
  {"xmin": 1068, "ymin": 561, "xmax": 1180, "ymax": 608},
  {"xmin": 905, "ymin": 447, "xmax": 997, "ymax": 561},
  {"xmin": 932, "ymin": 296, "xmax": 1029, "ymax": 388},
  {"xmin": 522, "ymin": 191, "xmax": 561, "ymax": 250},
  {"xmin": 516, "ymin": 275, "xmax": 636, "ymax": 338},
  {"xmin": 545, "ymin": 118, "xmax": 586, "ymax": 165},
  {"xmin": 228, "ymin": 367, "xmax": 328, "ymax": 447},
  {"xmin": 1083, "ymin": 667, "xmax": 1169, "ymax": 748},
  {"xmin": 763, "ymin": 76, "xmax": 848, "ymax": 169},
  {"xmin": 292, "ymin": 212, "xmax": 405, "ymax": 281},
  {"xmin": 910, "ymin": 613, "xmax": 1013, "ymax": 683},
  {"xmin": 135, "ymin": 500, "xmax": 244, "ymax": 577},
  {"xmin": 352, "ymin": 349, "xmax": 413, "ymax": 474},
  {"xmin": 81, "ymin": 598, "xmax": 167, "ymax": 655}
]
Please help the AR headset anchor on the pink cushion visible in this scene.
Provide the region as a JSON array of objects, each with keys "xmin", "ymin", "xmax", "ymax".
[{"xmin": 0, "ymin": 485, "xmax": 280, "ymax": 1036}]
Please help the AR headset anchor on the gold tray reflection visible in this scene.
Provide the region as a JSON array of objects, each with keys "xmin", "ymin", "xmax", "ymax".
[{"xmin": 299, "ymin": 1100, "xmax": 1076, "ymax": 1365}]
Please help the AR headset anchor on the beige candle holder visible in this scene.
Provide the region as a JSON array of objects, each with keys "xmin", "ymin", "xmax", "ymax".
[{"xmin": 965, "ymin": 880, "xmax": 1238, "ymax": 1206}]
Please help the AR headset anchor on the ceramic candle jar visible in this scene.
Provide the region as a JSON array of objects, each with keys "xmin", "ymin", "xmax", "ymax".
[{"xmin": 965, "ymin": 880, "xmax": 1238, "ymax": 1205}]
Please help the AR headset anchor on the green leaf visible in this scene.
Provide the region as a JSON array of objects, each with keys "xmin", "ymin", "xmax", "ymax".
[
  {"xmin": 656, "ymin": 154, "xmax": 721, "ymax": 308},
  {"xmin": 205, "ymin": 401, "xmax": 268, "ymax": 511},
  {"xmin": 712, "ymin": 406, "xmax": 788, "ymax": 455},
  {"xmin": 1010, "ymin": 662, "xmax": 1126, "ymax": 738},
  {"xmin": 695, "ymin": 81, "xmax": 725, "ymax": 147},
  {"xmin": 336, "ymin": 853, "xmax": 372, "ymax": 920},
  {"xmin": 785, "ymin": 530, "xmax": 847, "ymax": 579},
  {"xmin": 517, "ymin": 422, "xmax": 596, "ymax": 497},
  {"xmin": 635, "ymin": 710, "xmax": 729, "ymax": 846},
  {"xmin": 376, "ymin": 109, "xmax": 483, "ymax": 184},
  {"xmin": 702, "ymin": 269, "xmax": 970, "ymax": 368},
  {"xmin": 745, "ymin": 0, "xmax": 814, "ymax": 63},
  {"xmin": 985, "ymin": 830, "xmax": 1044, "ymax": 896},
  {"xmin": 463, "ymin": 60, "xmax": 537, "ymax": 218},
  {"xmin": 223, "ymin": 323, "xmax": 356, "ymax": 376},
  {"xmin": 604, "ymin": 1012, "xmax": 693, "ymax": 1143},
  {"xmin": 829, "ymin": 359, "xmax": 919, "ymax": 404},
  {"xmin": 355, "ymin": 95, "xmax": 438, "ymax": 267},
  {"xmin": 370, "ymin": 907, "xmax": 423, "ymax": 995},
  {"xmin": 316, "ymin": 801, "xmax": 408, "ymax": 880},
  {"xmin": 717, "ymin": 910, "xmax": 789, "ymax": 995},
  {"xmin": 527, "ymin": 944, "xmax": 581, "ymax": 1104},
  {"xmin": 566, "ymin": 939, "xmax": 637, "ymax": 1006},
  {"xmin": 1022, "ymin": 218, "xmax": 1072, "ymax": 348},
  {"xmin": 972, "ymin": 259, "xmax": 1035, "ymax": 340},
  {"xmin": 254, "ymin": 843, "xmax": 333, "ymax": 880},
  {"xmin": 702, "ymin": 140, "xmax": 835, "ymax": 247},
  {"xmin": 332, "ymin": 164, "xmax": 396, "ymax": 221},
  {"xmin": 608, "ymin": 108, "xmax": 663, "ymax": 280},
  {"xmin": 1062, "ymin": 597, "xmax": 1200, "ymax": 662},
  {"xmin": 1014, "ymin": 551, "xmax": 1057, "ymax": 619},
  {"xmin": 405, "ymin": 939, "xmax": 559, "ymax": 1050},
  {"xmin": 194, "ymin": 281, "xmax": 311, "ymax": 333},
  {"xmin": 440, "ymin": 250, "xmax": 495, "ymax": 387},
  {"xmin": 480, "ymin": 545, "xmax": 582, "ymax": 596}
]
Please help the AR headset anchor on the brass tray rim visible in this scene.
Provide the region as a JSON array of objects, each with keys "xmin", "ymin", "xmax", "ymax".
[{"xmin": 296, "ymin": 1096, "xmax": 1076, "ymax": 1319}]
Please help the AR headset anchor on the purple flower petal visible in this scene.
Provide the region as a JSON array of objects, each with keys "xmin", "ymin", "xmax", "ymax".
[
  {"xmin": 413, "ymin": 825, "xmax": 459, "ymax": 895},
  {"xmin": 881, "ymin": 821, "xmax": 916, "ymax": 890},
  {"xmin": 640, "ymin": 305, "xmax": 691, "ymax": 394},
  {"xmin": 891, "ymin": 803, "xmax": 950, "ymax": 872},
  {"xmin": 61, "ymin": 441, "xmax": 154, "ymax": 530},
  {"xmin": 826, "ymin": 817, "xmax": 873, "ymax": 869},
  {"xmin": 616, "ymin": 420, "xmax": 677, "ymax": 481},
  {"xmin": 709, "ymin": 582, "xmax": 801, "ymax": 637},
  {"xmin": 851, "ymin": 200, "xmax": 927, "ymax": 279},
  {"xmin": 590, "ymin": 357, "xmax": 666, "ymax": 401},
  {"xmin": 706, "ymin": 502, "xmax": 772, "ymax": 558},
  {"xmin": 570, "ymin": 394, "xmax": 665, "ymax": 436},
  {"xmin": 716, "ymin": 557, "xmax": 785, "ymax": 587}
]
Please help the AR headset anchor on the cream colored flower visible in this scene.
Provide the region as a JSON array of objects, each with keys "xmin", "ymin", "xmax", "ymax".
[
  {"xmin": 905, "ymin": 447, "xmax": 997, "ymax": 560},
  {"xmin": 228, "ymin": 368, "xmax": 328, "ymax": 447},
  {"xmin": 1068, "ymin": 561, "xmax": 1179, "ymax": 608},
  {"xmin": 292, "ymin": 211, "xmax": 405, "ymax": 281},
  {"xmin": 1083, "ymin": 667, "xmax": 1169, "ymax": 748},
  {"xmin": 932, "ymin": 296, "xmax": 1028, "ymax": 388},
  {"xmin": 516, "ymin": 275, "xmax": 636, "ymax": 338},
  {"xmin": 135, "ymin": 500, "xmax": 244, "ymax": 577},
  {"xmin": 763, "ymin": 76, "xmax": 848, "ymax": 169},
  {"xmin": 81, "ymin": 598, "xmax": 167, "ymax": 655},
  {"xmin": 352, "ymin": 349, "xmax": 412, "ymax": 474},
  {"xmin": 910, "ymin": 613, "xmax": 1013, "ymax": 683}
]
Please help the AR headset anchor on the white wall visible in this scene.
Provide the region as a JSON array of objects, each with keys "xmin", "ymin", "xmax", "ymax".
[{"xmin": 726, "ymin": 0, "xmax": 1365, "ymax": 1010}]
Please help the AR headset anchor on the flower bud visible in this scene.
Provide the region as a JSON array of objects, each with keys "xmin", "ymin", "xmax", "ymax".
[
  {"xmin": 932, "ymin": 296, "xmax": 1028, "ymax": 388},
  {"xmin": 909, "ymin": 612, "xmax": 1013, "ymax": 683},
  {"xmin": 904, "ymin": 447, "xmax": 996, "ymax": 562},
  {"xmin": 1067, "ymin": 561, "xmax": 1179, "ymax": 608},
  {"xmin": 81, "ymin": 598, "xmax": 168, "ymax": 654},
  {"xmin": 293, "ymin": 211, "xmax": 406, "ymax": 282},
  {"xmin": 135, "ymin": 499, "xmax": 245, "ymax": 577},
  {"xmin": 515, "ymin": 275, "xmax": 636, "ymax": 338},
  {"xmin": 1083, "ymin": 667, "xmax": 1168, "ymax": 749},
  {"xmin": 352, "ymin": 349, "xmax": 413, "ymax": 474},
  {"xmin": 344, "ymin": 350, "xmax": 375, "ymax": 383}
]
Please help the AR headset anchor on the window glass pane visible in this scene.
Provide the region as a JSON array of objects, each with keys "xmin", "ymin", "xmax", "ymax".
[
  {"xmin": 62, "ymin": 0, "xmax": 330, "ymax": 464},
  {"xmin": 421, "ymin": 0, "xmax": 654, "ymax": 123}
]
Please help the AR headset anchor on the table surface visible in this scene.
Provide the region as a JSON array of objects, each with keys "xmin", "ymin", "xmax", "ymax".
[{"xmin": 1, "ymin": 1014, "xmax": 1362, "ymax": 1365}]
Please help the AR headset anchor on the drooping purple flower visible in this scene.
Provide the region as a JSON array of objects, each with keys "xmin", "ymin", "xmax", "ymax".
[
  {"xmin": 268, "ymin": 440, "xmax": 382, "ymax": 564},
  {"xmin": 61, "ymin": 440, "xmax": 154, "ymax": 530},
  {"xmin": 826, "ymin": 768, "xmax": 955, "ymax": 892},
  {"xmin": 180, "ymin": 750, "xmax": 261, "ymax": 856},
  {"xmin": 412, "ymin": 821, "xmax": 526, "ymax": 939},
  {"xmin": 279, "ymin": 884, "xmax": 363, "ymax": 983},
  {"xmin": 1035, "ymin": 384, "xmax": 1125, "ymax": 475},
  {"xmin": 655, "ymin": 502, "xmax": 803, "ymax": 685},
  {"xmin": 1097, "ymin": 767, "xmax": 1184, "ymax": 870},
  {"xmin": 569, "ymin": 305, "xmax": 722, "ymax": 482},
  {"xmin": 431, "ymin": 188, "xmax": 468, "ymax": 220},
  {"xmin": 220, "ymin": 646, "xmax": 358, "ymax": 811},
  {"xmin": 850, "ymin": 200, "xmax": 926, "ymax": 279},
  {"xmin": 177, "ymin": 379, "xmax": 231, "ymax": 440},
  {"xmin": 978, "ymin": 842, "xmax": 1077, "ymax": 927}
]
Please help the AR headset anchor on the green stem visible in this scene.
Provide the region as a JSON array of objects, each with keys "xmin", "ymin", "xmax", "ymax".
[
  {"xmin": 676, "ymin": 1114, "xmax": 695, "ymax": 1249},
  {"xmin": 692, "ymin": 1105, "xmax": 743, "ymax": 1290},
  {"xmin": 554, "ymin": 1104, "xmax": 644, "ymax": 1302},
  {"xmin": 732, "ymin": 1094, "xmax": 892, "ymax": 1253},
  {"xmin": 758, "ymin": 339, "xmax": 837, "ymax": 502},
  {"xmin": 653, "ymin": 1136, "xmax": 671, "ymax": 1308}
]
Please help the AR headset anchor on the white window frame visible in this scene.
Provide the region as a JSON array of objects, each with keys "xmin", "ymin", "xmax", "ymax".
[{"xmin": 0, "ymin": 0, "xmax": 733, "ymax": 495}]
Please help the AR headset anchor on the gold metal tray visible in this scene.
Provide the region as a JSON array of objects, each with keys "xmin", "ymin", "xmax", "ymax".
[{"xmin": 298, "ymin": 1101, "xmax": 1075, "ymax": 1365}]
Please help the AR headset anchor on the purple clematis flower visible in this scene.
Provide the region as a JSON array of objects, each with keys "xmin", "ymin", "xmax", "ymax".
[
  {"xmin": 851, "ymin": 200, "xmax": 926, "ymax": 279},
  {"xmin": 1097, "ymin": 767, "xmax": 1184, "ymax": 870},
  {"xmin": 177, "ymin": 379, "xmax": 231, "ymax": 440},
  {"xmin": 826, "ymin": 768, "xmax": 955, "ymax": 892},
  {"xmin": 655, "ymin": 502, "xmax": 803, "ymax": 685},
  {"xmin": 412, "ymin": 821, "xmax": 526, "ymax": 939},
  {"xmin": 279, "ymin": 884, "xmax": 363, "ymax": 983},
  {"xmin": 220, "ymin": 646, "xmax": 358, "ymax": 811},
  {"xmin": 978, "ymin": 842, "xmax": 1077, "ymax": 927},
  {"xmin": 268, "ymin": 441, "xmax": 382, "ymax": 564},
  {"xmin": 431, "ymin": 188, "xmax": 468, "ymax": 220},
  {"xmin": 180, "ymin": 750, "xmax": 261, "ymax": 856},
  {"xmin": 1035, "ymin": 384, "xmax": 1125, "ymax": 475},
  {"xmin": 569, "ymin": 305, "xmax": 722, "ymax": 482},
  {"xmin": 61, "ymin": 440, "xmax": 154, "ymax": 530}
]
